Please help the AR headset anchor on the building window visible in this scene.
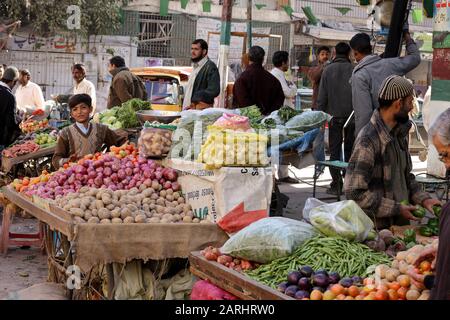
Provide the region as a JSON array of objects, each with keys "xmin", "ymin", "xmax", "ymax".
[{"xmin": 138, "ymin": 12, "xmax": 173, "ymax": 57}]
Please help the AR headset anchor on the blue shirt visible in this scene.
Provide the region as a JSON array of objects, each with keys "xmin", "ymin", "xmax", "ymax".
[{"xmin": 76, "ymin": 122, "xmax": 90, "ymax": 135}]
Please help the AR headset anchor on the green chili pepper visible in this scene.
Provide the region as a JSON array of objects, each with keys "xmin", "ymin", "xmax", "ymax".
[
  {"xmin": 403, "ymin": 228, "xmax": 417, "ymax": 243},
  {"xmin": 412, "ymin": 206, "xmax": 426, "ymax": 219},
  {"xmin": 427, "ymin": 218, "xmax": 439, "ymax": 228},
  {"xmin": 419, "ymin": 226, "xmax": 433, "ymax": 237},
  {"xmin": 433, "ymin": 205, "xmax": 442, "ymax": 218},
  {"xmin": 400, "ymin": 199, "xmax": 410, "ymax": 206}
]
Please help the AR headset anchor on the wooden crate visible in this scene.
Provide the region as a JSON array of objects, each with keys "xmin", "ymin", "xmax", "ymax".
[{"xmin": 189, "ymin": 251, "xmax": 293, "ymax": 300}]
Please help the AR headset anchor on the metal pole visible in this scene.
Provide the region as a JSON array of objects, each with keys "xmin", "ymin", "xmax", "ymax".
[
  {"xmin": 217, "ymin": 0, "xmax": 233, "ymax": 107},
  {"xmin": 247, "ymin": 0, "xmax": 252, "ymax": 50},
  {"xmin": 384, "ymin": 0, "xmax": 411, "ymax": 58}
]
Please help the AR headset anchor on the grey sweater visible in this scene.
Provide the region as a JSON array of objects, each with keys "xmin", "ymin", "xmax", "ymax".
[
  {"xmin": 317, "ymin": 56, "xmax": 354, "ymax": 119},
  {"xmin": 351, "ymin": 39, "xmax": 421, "ymax": 136}
]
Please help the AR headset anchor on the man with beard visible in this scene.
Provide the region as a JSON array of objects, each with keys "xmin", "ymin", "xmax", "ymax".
[
  {"xmin": 183, "ymin": 39, "xmax": 220, "ymax": 110},
  {"xmin": 344, "ymin": 75, "xmax": 440, "ymax": 229}
]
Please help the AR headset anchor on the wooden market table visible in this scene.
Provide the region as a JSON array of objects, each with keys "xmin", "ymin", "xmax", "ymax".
[
  {"xmin": 189, "ymin": 251, "xmax": 293, "ymax": 300},
  {"xmin": 1, "ymin": 145, "xmax": 56, "ymax": 175},
  {"xmin": 1, "ymin": 187, "xmax": 229, "ymax": 300}
]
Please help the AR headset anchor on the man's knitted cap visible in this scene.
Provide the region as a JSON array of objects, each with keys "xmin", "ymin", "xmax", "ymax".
[
  {"xmin": 378, "ymin": 75, "xmax": 414, "ymax": 100},
  {"xmin": 2, "ymin": 66, "xmax": 19, "ymax": 81}
]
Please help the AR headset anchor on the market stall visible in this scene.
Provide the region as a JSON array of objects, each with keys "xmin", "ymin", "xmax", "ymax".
[
  {"xmin": 2, "ymin": 168, "xmax": 228, "ymax": 300},
  {"xmin": 188, "ymin": 198, "xmax": 441, "ymax": 301}
]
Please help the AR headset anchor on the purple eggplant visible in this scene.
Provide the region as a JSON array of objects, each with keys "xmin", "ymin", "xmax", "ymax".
[
  {"xmin": 287, "ymin": 271, "xmax": 302, "ymax": 285},
  {"xmin": 277, "ymin": 282, "xmax": 289, "ymax": 293},
  {"xmin": 328, "ymin": 272, "xmax": 341, "ymax": 284},
  {"xmin": 312, "ymin": 273, "xmax": 329, "ymax": 288},
  {"xmin": 339, "ymin": 277, "xmax": 354, "ymax": 288},
  {"xmin": 297, "ymin": 277, "xmax": 312, "ymax": 291},
  {"xmin": 299, "ymin": 266, "xmax": 314, "ymax": 278},
  {"xmin": 294, "ymin": 290, "xmax": 310, "ymax": 300},
  {"xmin": 284, "ymin": 285, "xmax": 299, "ymax": 297}
]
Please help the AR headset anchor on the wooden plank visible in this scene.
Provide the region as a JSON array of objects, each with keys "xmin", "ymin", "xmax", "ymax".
[
  {"xmin": 2, "ymin": 187, "xmax": 74, "ymax": 239},
  {"xmin": 1, "ymin": 146, "xmax": 56, "ymax": 172},
  {"xmin": 189, "ymin": 251, "xmax": 292, "ymax": 300},
  {"xmin": 49, "ymin": 203, "xmax": 73, "ymax": 222}
]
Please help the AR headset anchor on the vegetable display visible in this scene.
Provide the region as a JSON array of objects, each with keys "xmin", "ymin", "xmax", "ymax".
[
  {"xmin": 21, "ymin": 149, "xmax": 181, "ymax": 199},
  {"xmin": 278, "ymin": 106, "xmax": 302, "ymax": 123},
  {"xmin": 34, "ymin": 132, "xmax": 57, "ymax": 146},
  {"xmin": 138, "ymin": 126, "xmax": 175, "ymax": 158},
  {"xmin": 245, "ymin": 236, "xmax": 391, "ymax": 289},
  {"xmin": 198, "ymin": 127, "xmax": 269, "ymax": 170},
  {"xmin": 201, "ymin": 246, "xmax": 257, "ymax": 272},
  {"xmin": 366, "ymin": 239, "xmax": 439, "ymax": 300},
  {"xmin": 276, "ymin": 267, "xmax": 366, "ymax": 300},
  {"xmin": 2, "ymin": 141, "xmax": 40, "ymax": 158},
  {"xmin": 54, "ymin": 185, "xmax": 204, "ymax": 224},
  {"xmin": 364, "ymin": 229, "xmax": 407, "ymax": 258},
  {"xmin": 20, "ymin": 119, "xmax": 49, "ymax": 133},
  {"xmin": 94, "ymin": 98, "xmax": 151, "ymax": 129}
]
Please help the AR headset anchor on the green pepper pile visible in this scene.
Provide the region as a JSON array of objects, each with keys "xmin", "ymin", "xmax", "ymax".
[{"xmin": 400, "ymin": 201, "xmax": 442, "ymax": 239}]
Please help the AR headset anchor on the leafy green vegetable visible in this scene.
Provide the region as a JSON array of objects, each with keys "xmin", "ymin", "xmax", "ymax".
[
  {"xmin": 97, "ymin": 99, "xmax": 150, "ymax": 129},
  {"xmin": 116, "ymin": 103, "xmax": 139, "ymax": 128},
  {"xmin": 121, "ymin": 98, "xmax": 151, "ymax": 112},
  {"xmin": 278, "ymin": 106, "xmax": 302, "ymax": 123}
]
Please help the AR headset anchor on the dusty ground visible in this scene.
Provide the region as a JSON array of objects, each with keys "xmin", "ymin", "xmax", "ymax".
[
  {"xmin": 0, "ymin": 216, "xmax": 48, "ymax": 300},
  {"xmin": 0, "ymin": 156, "xmax": 434, "ymax": 299}
]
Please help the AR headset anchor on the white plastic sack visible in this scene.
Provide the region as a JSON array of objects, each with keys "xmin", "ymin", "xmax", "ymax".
[
  {"xmin": 220, "ymin": 217, "xmax": 319, "ymax": 264},
  {"xmin": 303, "ymin": 198, "xmax": 374, "ymax": 242}
]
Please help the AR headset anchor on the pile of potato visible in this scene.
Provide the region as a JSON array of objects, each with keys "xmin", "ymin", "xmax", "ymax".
[
  {"xmin": 55, "ymin": 185, "xmax": 210, "ymax": 225},
  {"xmin": 138, "ymin": 128, "xmax": 173, "ymax": 158}
]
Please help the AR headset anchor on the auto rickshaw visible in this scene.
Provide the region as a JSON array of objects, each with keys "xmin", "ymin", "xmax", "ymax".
[{"xmin": 131, "ymin": 67, "xmax": 192, "ymax": 112}]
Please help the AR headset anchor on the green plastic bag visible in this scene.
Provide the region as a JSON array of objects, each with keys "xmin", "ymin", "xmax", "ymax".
[{"xmin": 221, "ymin": 217, "xmax": 319, "ymax": 264}]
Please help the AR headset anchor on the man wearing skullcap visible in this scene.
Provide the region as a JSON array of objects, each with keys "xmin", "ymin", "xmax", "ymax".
[{"xmin": 344, "ymin": 75, "xmax": 441, "ymax": 229}]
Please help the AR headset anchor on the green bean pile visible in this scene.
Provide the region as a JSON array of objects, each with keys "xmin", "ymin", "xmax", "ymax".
[{"xmin": 245, "ymin": 236, "xmax": 392, "ymax": 288}]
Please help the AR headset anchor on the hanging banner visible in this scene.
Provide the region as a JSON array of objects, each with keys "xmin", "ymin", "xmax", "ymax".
[
  {"xmin": 181, "ymin": 0, "xmax": 189, "ymax": 9},
  {"xmin": 433, "ymin": 0, "xmax": 450, "ymax": 32},
  {"xmin": 160, "ymin": 0, "xmax": 169, "ymax": 16}
]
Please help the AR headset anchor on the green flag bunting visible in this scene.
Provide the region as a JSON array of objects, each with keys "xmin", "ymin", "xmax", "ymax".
[
  {"xmin": 202, "ymin": 1, "xmax": 212, "ymax": 13},
  {"xmin": 422, "ymin": 0, "xmax": 434, "ymax": 18},
  {"xmin": 302, "ymin": 6, "xmax": 318, "ymax": 25},
  {"xmin": 255, "ymin": 4, "xmax": 266, "ymax": 10},
  {"xmin": 283, "ymin": 5, "xmax": 294, "ymax": 17},
  {"xmin": 333, "ymin": 7, "xmax": 352, "ymax": 16},
  {"xmin": 160, "ymin": 0, "xmax": 169, "ymax": 16},
  {"xmin": 180, "ymin": 0, "xmax": 189, "ymax": 9}
]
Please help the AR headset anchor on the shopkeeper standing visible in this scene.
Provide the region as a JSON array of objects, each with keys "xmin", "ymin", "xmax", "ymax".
[
  {"xmin": 183, "ymin": 39, "xmax": 220, "ymax": 110},
  {"xmin": 15, "ymin": 69, "xmax": 45, "ymax": 115},
  {"xmin": 72, "ymin": 63, "xmax": 97, "ymax": 113}
]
